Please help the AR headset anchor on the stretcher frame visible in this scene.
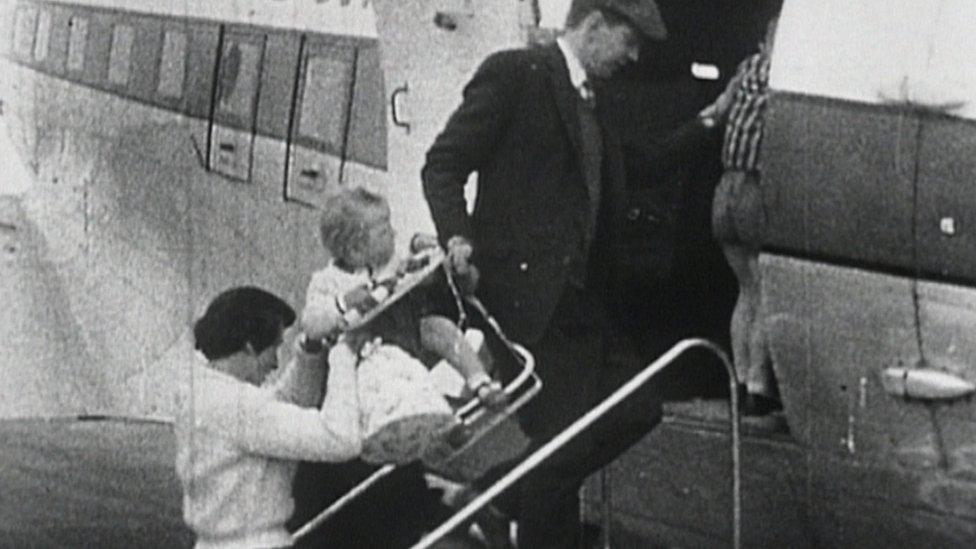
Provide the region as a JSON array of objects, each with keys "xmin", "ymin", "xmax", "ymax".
[{"xmin": 291, "ymin": 269, "xmax": 541, "ymax": 543}]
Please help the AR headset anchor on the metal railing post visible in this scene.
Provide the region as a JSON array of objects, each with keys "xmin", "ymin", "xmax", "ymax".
[{"xmin": 601, "ymin": 467, "xmax": 612, "ymax": 549}]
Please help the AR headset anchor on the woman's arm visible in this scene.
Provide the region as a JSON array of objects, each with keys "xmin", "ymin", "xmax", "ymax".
[
  {"xmin": 302, "ymin": 271, "xmax": 348, "ymax": 342},
  {"xmin": 209, "ymin": 344, "xmax": 362, "ymax": 462},
  {"xmin": 269, "ymin": 336, "xmax": 327, "ymax": 407}
]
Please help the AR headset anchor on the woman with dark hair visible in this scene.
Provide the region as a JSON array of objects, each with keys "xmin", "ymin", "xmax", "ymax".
[{"xmin": 176, "ymin": 286, "xmax": 362, "ymax": 549}]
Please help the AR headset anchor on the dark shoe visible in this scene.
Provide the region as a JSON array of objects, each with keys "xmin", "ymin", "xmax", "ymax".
[
  {"xmin": 441, "ymin": 483, "xmax": 514, "ymax": 549},
  {"xmin": 735, "ymin": 383, "xmax": 749, "ymax": 412},
  {"xmin": 474, "ymin": 504, "xmax": 514, "ymax": 549},
  {"xmin": 742, "ymin": 393, "xmax": 783, "ymax": 416},
  {"xmin": 580, "ymin": 523, "xmax": 604, "ymax": 548},
  {"xmin": 735, "ymin": 381, "xmax": 784, "ymax": 416}
]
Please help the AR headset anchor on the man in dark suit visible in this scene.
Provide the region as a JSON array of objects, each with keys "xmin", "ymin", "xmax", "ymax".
[{"xmin": 422, "ymin": 1, "xmax": 722, "ymax": 546}]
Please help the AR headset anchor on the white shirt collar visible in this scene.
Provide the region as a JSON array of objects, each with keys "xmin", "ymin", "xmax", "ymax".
[{"xmin": 556, "ymin": 37, "xmax": 589, "ymax": 94}]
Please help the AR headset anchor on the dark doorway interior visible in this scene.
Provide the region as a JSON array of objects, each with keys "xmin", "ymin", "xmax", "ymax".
[{"xmin": 602, "ymin": 0, "xmax": 783, "ymax": 400}]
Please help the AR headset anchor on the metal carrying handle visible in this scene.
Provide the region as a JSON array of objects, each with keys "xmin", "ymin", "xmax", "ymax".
[
  {"xmin": 442, "ymin": 261, "xmax": 469, "ymax": 331},
  {"xmin": 442, "ymin": 263, "xmax": 536, "ymax": 419},
  {"xmin": 391, "ymin": 83, "xmax": 410, "ymax": 133},
  {"xmin": 291, "ymin": 260, "xmax": 537, "ymax": 543},
  {"xmin": 453, "ymin": 342, "xmax": 537, "ymax": 423},
  {"xmin": 412, "ymin": 338, "xmax": 743, "ymax": 549},
  {"xmin": 464, "ymin": 294, "xmax": 524, "ymax": 367}
]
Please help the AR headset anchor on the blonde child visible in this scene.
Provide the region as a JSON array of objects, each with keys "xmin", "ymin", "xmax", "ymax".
[{"xmin": 302, "ymin": 187, "xmax": 506, "ymax": 462}]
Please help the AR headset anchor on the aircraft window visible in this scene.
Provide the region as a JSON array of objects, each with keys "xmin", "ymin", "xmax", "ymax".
[
  {"xmin": 296, "ymin": 47, "xmax": 354, "ymax": 153},
  {"xmin": 346, "ymin": 43, "xmax": 387, "ymax": 169},
  {"xmin": 215, "ymin": 38, "xmax": 263, "ymax": 124},
  {"xmin": 32, "ymin": 10, "xmax": 51, "ymax": 62},
  {"xmin": 13, "ymin": 6, "xmax": 38, "ymax": 59},
  {"xmin": 67, "ymin": 17, "xmax": 88, "ymax": 73},
  {"xmin": 108, "ymin": 24, "xmax": 135, "ymax": 86},
  {"xmin": 157, "ymin": 31, "xmax": 187, "ymax": 99}
]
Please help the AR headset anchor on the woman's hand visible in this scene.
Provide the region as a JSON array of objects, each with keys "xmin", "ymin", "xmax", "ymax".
[
  {"xmin": 302, "ymin": 304, "xmax": 346, "ymax": 343},
  {"xmin": 343, "ymin": 285, "xmax": 380, "ymax": 313}
]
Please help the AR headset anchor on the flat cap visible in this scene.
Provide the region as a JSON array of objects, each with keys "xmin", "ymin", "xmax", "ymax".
[{"xmin": 583, "ymin": 0, "xmax": 668, "ymax": 41}]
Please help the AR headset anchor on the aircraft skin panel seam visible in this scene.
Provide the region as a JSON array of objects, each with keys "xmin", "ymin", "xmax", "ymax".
[
  {"xmin": 764, "ymin": 92, "xmax": 976, "ymax": 286},
  {"xmin": 281, "ymin": 33, "xmax": 306, "ymax": 199},
  {"xmin": 760, "ymin": 247, "xmax": 976, "ymax": 292},
  {"xmin": 769, "ymin": 90, "xmax": 976, "ymax": 127},
  {"xmin": 762, "ymin": 95, "xmax": 917, "ymax": 271}
]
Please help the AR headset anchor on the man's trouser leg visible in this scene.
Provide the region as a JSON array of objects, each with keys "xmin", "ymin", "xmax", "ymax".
[{"xmin": 514, "ymin": 287, "xmax": 605, "ymax": 549}]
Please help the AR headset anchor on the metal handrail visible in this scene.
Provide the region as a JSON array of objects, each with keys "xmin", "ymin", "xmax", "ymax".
[
  {"xmin": 412, "ymin": 337, "xmax": 742, "ymax": 549},
  {"xmin": 454, "ymin": 342, "xmax": 534, "ymax": 421},
  {"xmin": 290, "ymin": 464, "xmax": 397, "ymax": 542}
]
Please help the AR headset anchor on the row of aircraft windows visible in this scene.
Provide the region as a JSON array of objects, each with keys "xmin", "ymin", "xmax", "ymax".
[
  {"xmin": 158, "ymin": 29, "xmax": 187, "ymax": 99},
  {"xmin": 60, "ymin": 14, "xmax": 182, "ymax": 97},
  {"xmin": 15, "ymin": 5, "xmax": 204, "ymax": 106},
  {"xmin": 11, "ymin": 2, "xmax": 387, "ymax": 169}
]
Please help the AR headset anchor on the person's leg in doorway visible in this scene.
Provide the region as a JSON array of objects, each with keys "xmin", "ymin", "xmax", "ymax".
[{"xmin": 713, "ymin": 169, "xmax": 779, "ymax": 414}]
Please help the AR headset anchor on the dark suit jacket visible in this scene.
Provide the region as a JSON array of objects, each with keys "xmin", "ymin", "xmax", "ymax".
[{"xmin": 422, "ymin": 43, "xmax": 711, "ymax": 345}]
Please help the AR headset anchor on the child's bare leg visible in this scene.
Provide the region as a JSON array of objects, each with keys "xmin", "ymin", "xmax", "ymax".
[
  {"xmin": 420, "ymin": 315, "xmax": 484, "ymax": 380},
  {"xmin": 722, "ymin": 241, "xmax": 757, "ymax": 390},
  {"xmin": 715, "ymin": 169, "xmax": 778, "ymax": 410},
  {"xmin": 420, "ymin": 315, "xmax": 505, "ymax": 406},
  {"xmin": 745, "ymin": 262, "xmax": 773, "ymax": 400},
  {"xmin": 724, "ymin": 243, "xmax": 779, "ymax": 417}
]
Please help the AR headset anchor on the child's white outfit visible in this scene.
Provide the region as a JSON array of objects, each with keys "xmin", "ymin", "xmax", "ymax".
[{"xmin": 306, "ymin": 261, "xmax": 456, "ymax": 464}]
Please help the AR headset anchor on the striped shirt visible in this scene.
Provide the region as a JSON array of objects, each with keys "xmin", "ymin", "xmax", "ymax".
[{"xmin": 722, "ymin": 48, "xmax": 772, "ymax": 171}]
